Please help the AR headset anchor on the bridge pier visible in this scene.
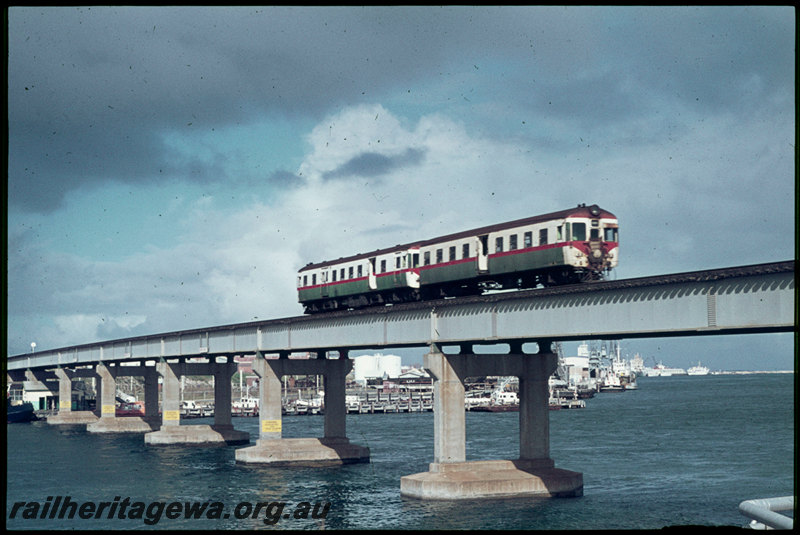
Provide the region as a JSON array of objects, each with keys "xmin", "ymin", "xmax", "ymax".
[
  {"xmin": 42, "ymin": 368, "xmax": 99, "ymax": 425},
  {"xmin": 144, "ymin": 360, "xmax": 250, "ymax": 446},
  {"xmin": 87, "ymin": 363, "xmax": 159, "ymax": 433},
  {"xmin": 400, "ymin": 343, "xmax": 583, "ymax": 500},
  {"xmin": 235, "ymin": 352, "xmax": 370, "ymax": 466}
]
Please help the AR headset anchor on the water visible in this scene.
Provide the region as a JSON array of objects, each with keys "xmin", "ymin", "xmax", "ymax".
[{"xmin": 6, "ymin": 374, "xmax": 794, "ymax": 529}]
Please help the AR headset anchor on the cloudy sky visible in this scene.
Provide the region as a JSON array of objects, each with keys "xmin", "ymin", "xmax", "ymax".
[{"xmin": 6, "ymin": 6, "xmax": 795, "ymax": 370}]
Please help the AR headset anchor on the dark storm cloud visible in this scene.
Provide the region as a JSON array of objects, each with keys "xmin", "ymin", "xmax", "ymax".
[
  {"xmin": 323, "ymin": 148, "xmax": 426, "ymax": 181},
  {"xmin": 496, "ymin": 6, "xmax": 794, "ymax": 135},
  {"xmin": 8, "ymin": 6, "xmax": 793, "ymax": 212},
  {"xmin": 7, "ymin": 6, "xmax": 454, "ymax": 211},
  {"xmin": 267, "ymin": 170, "xmax": 304, "ymax": 188},
  {"xmin": 613, "ymin": 6, "xmax": 795, "ymax": 111}
]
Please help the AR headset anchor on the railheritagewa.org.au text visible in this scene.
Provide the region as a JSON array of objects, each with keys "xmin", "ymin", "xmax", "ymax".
[{"xmin": 8, "ymin": 496, "xmax": 331, "ymax": 526}]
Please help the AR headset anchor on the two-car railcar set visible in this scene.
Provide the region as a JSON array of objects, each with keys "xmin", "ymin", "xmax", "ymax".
[{"xmin": 297, "ymin": 204, "xmax": 619, "ymax": 314}]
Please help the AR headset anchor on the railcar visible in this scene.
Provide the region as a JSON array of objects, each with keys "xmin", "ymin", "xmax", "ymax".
[{"xmin": 297, "ymin": 204, "xmax": 618, "ymax": 313}]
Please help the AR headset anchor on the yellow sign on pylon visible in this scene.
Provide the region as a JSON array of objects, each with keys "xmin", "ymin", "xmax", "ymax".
[{"xmin": 261, "ymin": 419, "xmax": 281, "ymax": 433}]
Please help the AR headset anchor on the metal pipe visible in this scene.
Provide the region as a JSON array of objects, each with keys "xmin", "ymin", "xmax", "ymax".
[{"xmin": 739, "ymin": 496, "xmax": 794, "ymax": 530}]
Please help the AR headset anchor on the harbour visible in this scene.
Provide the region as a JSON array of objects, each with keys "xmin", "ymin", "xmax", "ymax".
[
  {"xmin": 10, "ymin": 341, "xmax": 646, "ymax": 422},
  {"xmin": 13, "ymin": 338, "xmax": 784, "ymax": 424},
  {"xmin": 6, "ymin": 372, "xmax": 793, "ymax": 529}
]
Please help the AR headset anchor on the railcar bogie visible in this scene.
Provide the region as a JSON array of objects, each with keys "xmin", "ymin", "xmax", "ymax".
[{"xmin": 297, "ymin": 204, "xmax": 618, "ymax": 313}]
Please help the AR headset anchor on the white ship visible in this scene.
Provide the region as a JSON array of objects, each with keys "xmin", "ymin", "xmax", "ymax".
[
  {"xmin": 687, "ymin": 361, "xmax": 710, "ymax": 376},
  {"xmin": 643, "ymin": 361, "xmax": 687, "ymax": 377}
]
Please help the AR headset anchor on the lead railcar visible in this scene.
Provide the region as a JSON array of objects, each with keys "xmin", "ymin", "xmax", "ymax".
[{"xmin": 297, "ymin": 204, "xmax": 619, "ymax": 313}]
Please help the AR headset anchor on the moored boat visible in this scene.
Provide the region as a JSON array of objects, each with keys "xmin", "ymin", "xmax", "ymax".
[
  {"xmin": 7, "ymin": 401, "xmax": 37, "ymax": 423},
  {"xmin": 116, "ymin": 401, "xmax": 146, "ymax": 417},
  {"xmin": 599, "ymin": 367, "xmax": 625, "ymax": 392},
  {"xmin": 471, "ymin": 403, "xmax": 519, "ymax": 412}
]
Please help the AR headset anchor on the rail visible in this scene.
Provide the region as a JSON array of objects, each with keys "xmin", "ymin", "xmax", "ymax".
[{"xmin": 739, "ymin": 496, "xmax": 794, "ymax": 530}]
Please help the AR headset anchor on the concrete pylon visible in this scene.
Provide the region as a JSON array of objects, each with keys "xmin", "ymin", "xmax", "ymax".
[
  {"xmin": 87, "ymin": 363, "xmax": 159, "ymax": 433},
  {"xmin": 142, "ymin": 365, "xmax": 161, "ymax": 427},
  {"xmin": 235, "ymin": 352, "xmax": 370, "ymax": 466},
  {"xmin": 44, "ymin": 368, "xmax": 98, "ymax": 425},
  {"xmin": 144, "ymin": 359, "xmax": 249, "ymax": 446},
  {"xmin": 429, "ymin": 347, "xmax": 466, "ymax": 464},
  {"xmin": 400, "ymin": 343, "xmax": 583, "ymax": 500}
]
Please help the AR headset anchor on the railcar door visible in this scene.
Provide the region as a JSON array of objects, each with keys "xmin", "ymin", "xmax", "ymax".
[
  {"xmin": 477, "ymin": 235, "xmax": 489, "ymax": 273},
  {"xmin": 368, "ymin": 258, "xmax": 377, "ymax": 290},
  {"xmin": 321, "ymin": 270, "xmax": 329, "ymax": 297}
]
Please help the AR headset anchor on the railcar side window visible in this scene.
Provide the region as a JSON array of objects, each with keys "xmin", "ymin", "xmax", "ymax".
[
  {"xmin": 462, "ymin": 243, "xmax": 470, "ymax": 259},
  {"xmin": 524, "ymin": 232, "xmax": 532, "ymax": 248},
  {"xmin": 312, "ymin": 274, "xmax": 317, "ymax": 285},
  {"xmin": 349, "ymin": 267, "xmax": 354, "ymax": 279},
  {"xmin": 341, "ymin": 268, "xmax": 345, "ymax": 280},
  {"xmin": 357, "ymin": 265, "xmax": 363, "ymax": 278},
  {"xmin": 558, "ymin": 225, "xmax": 563, "ymax": 241},
  {"xmin": 539, "ymin": 228, "xmax": 548, "ymax": 245},
  {"xmin": 436, "ymin": 249, "xmax": 443, "ymax": 264},
  {"xmin": 424, "ymin": 251, "xmax": 430, "ymax": 266},
  {"xmin": 509, "ymin": 235, "xmax": 518, "ymax": 250},
  {"xmin": 495, "ymin": 237, "xmax": 503, "ymax": 253},
  {"xmin": 449, "ymin": 246, "xmax": 456, "ymax": 262},
  {"xmin": 332, "ymin": 270, "xmax": 337, "ymax": 282},
  {"xmin": 303, "ymin": 275, "xmax": 307, "ymax": 287}
]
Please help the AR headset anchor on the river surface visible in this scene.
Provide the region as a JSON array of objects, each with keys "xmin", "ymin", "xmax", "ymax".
[{"xmin": 6, "ymin": 373, "xmax": 794, "ymax": 529}]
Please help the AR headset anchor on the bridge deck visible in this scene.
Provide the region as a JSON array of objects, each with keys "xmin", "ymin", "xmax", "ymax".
[{"xmin": 7, "ymin": 261, "xmax": 794, "ymax": 371}]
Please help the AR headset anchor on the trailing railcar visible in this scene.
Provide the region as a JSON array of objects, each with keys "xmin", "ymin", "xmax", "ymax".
[{"xmin": 297, "ymin": 204, "xmax": 618, "ymax": 313}]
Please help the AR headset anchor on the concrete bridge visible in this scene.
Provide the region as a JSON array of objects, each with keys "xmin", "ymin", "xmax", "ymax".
[{"xmin": 6, "ymin": 261, "xmax": 794, "ymax": 500}]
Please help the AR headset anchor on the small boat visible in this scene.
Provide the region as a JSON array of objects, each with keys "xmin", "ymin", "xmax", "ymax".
[
  {"xmin": 232, "ymin": 397, "xmax": 259, "ymax": 417},
  {"xmin": 116, "ymin": 401, "xmax": 146, "ymax": 417},
  {"xmin": 599, "ymin": 370, "xmax": 625, "ymax": 392},
  {"xmin": 8, "ymin": 401, "xmax": 37, "ymax": 423},
  {"xmin": 471, "ymin": 403, "xmax": 519, "ymax": 412},
  {"xmin": 549, "ymin": 396, "xmax": 586, "ymax": 410},
  {"xmin": 468, "ymin": 387, "xmax": 520, "ymax": 412}
]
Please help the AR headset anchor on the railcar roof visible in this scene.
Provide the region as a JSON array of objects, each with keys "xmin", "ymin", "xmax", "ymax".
[{"xmin": 298, "ymin": 204, "xmax": 616, "ymax": 272}]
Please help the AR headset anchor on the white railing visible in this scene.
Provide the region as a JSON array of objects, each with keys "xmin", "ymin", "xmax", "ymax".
[{"xmin": 739, "ymin": 496, "xmax": 794, "ymax": 530}]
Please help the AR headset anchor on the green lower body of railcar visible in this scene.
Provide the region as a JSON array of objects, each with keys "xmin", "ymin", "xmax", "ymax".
[
  {"xmin": 487, "ymin": 247, "xmax": 567, "ymax": 277},
  {"xmin": 373, "ymin": 272, "xmax": 409, "ymax": 292},
  {"xmin": 418, "ymin": 260, "xmax": 477, "ymax": 287},
  {"xmin": 418, "ymin": 247, "xmax": 568, "ymax": 289},
  {"xmin": 298, "ymin": 278, "xmax": 371, "ymax": 303}
]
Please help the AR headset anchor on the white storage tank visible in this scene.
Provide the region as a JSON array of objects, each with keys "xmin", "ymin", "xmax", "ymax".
[{"xmin": 353, "ymin": 354, "xmax": 402, "ymax": 385}]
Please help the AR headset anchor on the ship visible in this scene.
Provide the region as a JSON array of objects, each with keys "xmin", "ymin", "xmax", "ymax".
[
  {"xmin": 687, "ymin": 361, "xmax": 710, "ymax": 376},
  {"xmin": 643, "ymin": 361, "xmax": 687, "ymax": 377}
]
